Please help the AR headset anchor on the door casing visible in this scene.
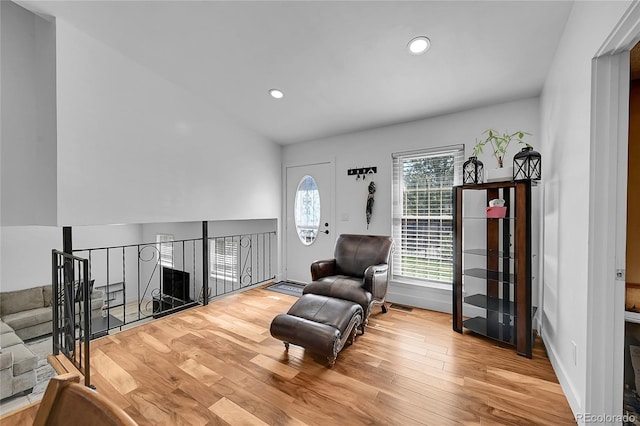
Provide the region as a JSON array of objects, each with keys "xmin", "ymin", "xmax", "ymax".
[{"xmin": 283, "ymin": 160, "xmax": 336, "ymax": 283}]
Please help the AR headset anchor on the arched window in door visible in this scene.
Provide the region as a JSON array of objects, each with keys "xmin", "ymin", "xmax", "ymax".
[{"xmin": 294, "ymin": 175, "xmax": 320, "ymax": 245}]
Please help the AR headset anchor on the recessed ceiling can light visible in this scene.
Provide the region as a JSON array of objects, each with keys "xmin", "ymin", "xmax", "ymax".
[
  {"xmin": 269, "ymin": 89, "xmax": 284, "ymax": 99},
  {"xmin": 408, "ymin": 36, "xmax": 431, "ymax": 55}
]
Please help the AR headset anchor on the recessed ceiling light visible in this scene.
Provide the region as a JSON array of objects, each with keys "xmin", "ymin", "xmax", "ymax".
[
  {"xmin": 269, "ymin": 89, "xmax": 284, "ymax": 99},
  {"xmin": 407, "ymin": 36, "xmax": 431, "ymax": 55}
]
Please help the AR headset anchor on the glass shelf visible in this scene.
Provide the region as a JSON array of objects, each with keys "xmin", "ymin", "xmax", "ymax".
[
  {"xmin": 464, "ymin": 294, "xmax": 515, "ymax": 315},
  {"xmin": 462, "ymin": 317, "xmax": 514, "ymax": 345},
  {"xmin": 463, "ymin": 248, "xmax": 515, "ymax": 259},
  {"xmin": 463, "ymin": 267, "xmax": 515, "ymax": 284},
  {"xmin": 462, "ymin": 216, "xmax": 515, "ymax": 221}
]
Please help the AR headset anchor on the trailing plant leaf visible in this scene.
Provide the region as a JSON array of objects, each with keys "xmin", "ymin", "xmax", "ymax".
[
  {"xmin": 472, "ymin": 138, "xmax": 484, "ymax": 157},
  {"xmin": 472, "ymin": 129, "xmax": 532, "ymax": 168}
]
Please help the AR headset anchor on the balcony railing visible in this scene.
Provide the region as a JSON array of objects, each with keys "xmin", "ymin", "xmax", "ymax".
[
  {"xmin": 67, "ymin": 231, "xmax": 277, "ymax": 335},
  {"xmin": 207, "ymin": 232, "xmax": 276, "ymax": 300}
]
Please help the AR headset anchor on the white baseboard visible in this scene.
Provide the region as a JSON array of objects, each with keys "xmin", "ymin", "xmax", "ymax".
[
  {"xmin": 386, "ymin": 280, "xmax": 452, "ymax": 313},
  {"xmin": 539, "ymin": 328, "xmax": 581, "ymax": 423}
]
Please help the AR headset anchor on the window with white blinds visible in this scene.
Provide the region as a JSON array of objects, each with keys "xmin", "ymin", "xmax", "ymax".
[
  {"xmin": 392, "ymin": 145, "xmax": 464, "ymax": 284},
  {"xmin": 156, "ymin": 234, "xmax": 174, "ymax": 268},
  {"xmin": 210, "ymin": 238, "xmax": 239, "ymax": 283}
]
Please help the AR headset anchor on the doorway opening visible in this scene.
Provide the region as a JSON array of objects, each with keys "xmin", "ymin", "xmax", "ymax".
[{"xmin": 623, "ymin": 41, "xmax": 640, "ymax": 420}]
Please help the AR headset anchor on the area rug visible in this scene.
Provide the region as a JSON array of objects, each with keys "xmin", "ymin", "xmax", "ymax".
[
  {"xmin": 0, "ymin": 335, "xmax": 56, "ymax": 416},
  {"xmin": 27, "ymin": 336, "xmax": 57, "ymax": 398},
  {"xmin": 265, "ymin": 281, "xmax": 305, "ymax": 297}
]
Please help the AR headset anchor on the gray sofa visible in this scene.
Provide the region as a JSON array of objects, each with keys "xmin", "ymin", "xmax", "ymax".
[
  {"xmin": 0, "ymin": 285, "xmax": 53, "ymax": 400},
  {"xmin": 0, "ymin": 284, "xmax": 103, "ymax": 400},
  {"xmin": 0, "ymin": 284, "xmax": 104, "ymax": 342},
  {"xmin": 0, "ymin": 285, "xmax": 54, "ymax": 341},
  {"xmin": 0, "ymin": 320, "xmax": 37, "ymax": 399}
]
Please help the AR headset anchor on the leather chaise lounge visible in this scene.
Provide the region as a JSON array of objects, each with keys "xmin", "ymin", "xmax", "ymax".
[
  {"xmin": 270, "ymin": 234, "xmax": 393, "ymax": 365},
  {"xmin": 270, "ymin": 294, "xmax": 363, "ymax": 365}
]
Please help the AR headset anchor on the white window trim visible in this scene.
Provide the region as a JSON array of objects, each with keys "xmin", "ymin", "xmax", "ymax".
[
  {"xmin": 156, "ymin": 234, "xmax": 174, "ymax": 268},
  {"xmin": 391, "ymin": 144, "xmax": 464, "ymax": 287},
  {"xmin": 209, "ymin": 238, "xmax": 239, "ymax": 283}
]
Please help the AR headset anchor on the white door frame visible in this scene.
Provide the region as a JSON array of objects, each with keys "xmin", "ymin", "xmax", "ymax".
[
  {"xmin": 588, "ymin": 1, "xmax": 640, "ymax": 416},
  {"xmin": 281, "ymin": 159, "xmax": 336, "ymax": 283}
]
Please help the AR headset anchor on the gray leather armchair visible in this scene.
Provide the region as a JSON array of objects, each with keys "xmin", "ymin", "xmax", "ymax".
[{"xmin": 303, "ymin": 234, "xmax": 393, "ymax": 332}]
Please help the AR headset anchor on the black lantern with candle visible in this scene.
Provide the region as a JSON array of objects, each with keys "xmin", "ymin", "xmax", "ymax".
[
  {"xmin": 463, "ymin": 156, "xmax": 484, "ymax": 185},
  {"xmin": 513, "ymin": 146, "xmax": 541, "ymax": 181}
]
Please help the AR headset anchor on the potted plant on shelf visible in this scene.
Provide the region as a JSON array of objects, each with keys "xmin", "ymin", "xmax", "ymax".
[{"xmin": 473, "ymin": 129, "xmax": 532, "ymax": 182}]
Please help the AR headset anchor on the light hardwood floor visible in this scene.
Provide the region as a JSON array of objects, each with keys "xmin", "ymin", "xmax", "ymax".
[{"xmin": 7, "ymin": 285, "xmax": 576, "ymax": 425}]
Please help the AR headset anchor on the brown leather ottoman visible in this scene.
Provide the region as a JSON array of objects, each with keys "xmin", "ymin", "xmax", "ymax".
[{"xmin": 270, "ymin": 293, "xmax": 363, "ymax": 366}]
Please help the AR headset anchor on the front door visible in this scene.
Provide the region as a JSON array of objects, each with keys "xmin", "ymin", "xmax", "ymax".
[{"xmin": 285, "ymin": 162, "xmax": 334, "ymax": 283}]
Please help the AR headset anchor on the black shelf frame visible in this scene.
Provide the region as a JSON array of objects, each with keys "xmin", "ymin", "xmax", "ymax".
[{"xmin": 453, "ymin": 180, "xmax": 534, "ymax": 358}]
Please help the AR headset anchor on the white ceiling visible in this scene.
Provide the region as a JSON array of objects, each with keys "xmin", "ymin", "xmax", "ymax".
[{"xmin": 18, "ymin": 0, "xmax": 574, "ymax": 145}]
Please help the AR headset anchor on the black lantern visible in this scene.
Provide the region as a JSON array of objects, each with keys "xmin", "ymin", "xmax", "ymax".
[
  {"xmin": 513, "ymin": 146, "xmax": 541, "ymax": 181},
  {"xmin": 463, "ymin": 156, "xmax": 484, "ymax": 185}
]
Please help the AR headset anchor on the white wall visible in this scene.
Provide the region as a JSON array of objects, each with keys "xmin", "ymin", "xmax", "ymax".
[
  {"xmin": 73, "ymin": 224, "xmax": 143, "ymax": 252},
  {"xmin": 0, "ymin": 224, "xmax": 144, "ymax": 293},
  {"xmin": 1, "ymin": 0, "xmax": 4, "ymax": 286},
  {"xmin": 539, "ymin": 0, "xmax": 632, "ymax": 417},
  {"xmin": 283, "ymin": 97, "xmax": 540, "ymax": 311},
  {"xmin": 1, "ymin": 1, "xmax": 57, "ymax": 226},
  {"xmin": 208, "ymin": 219, "xmax": 277, "ymax": 238},
  {"xmin": 54, "ymin": 19, "xmax": 282, "ymax": 226},
  {"xmin": 1, "ymin": 226, "xmax": 61, "ymax": 291}
]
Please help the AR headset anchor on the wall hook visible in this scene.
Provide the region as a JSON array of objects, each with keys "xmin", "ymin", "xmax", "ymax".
[{"xmin": 347, "ymin": 166, "xmax": 377, "ymax": 180}]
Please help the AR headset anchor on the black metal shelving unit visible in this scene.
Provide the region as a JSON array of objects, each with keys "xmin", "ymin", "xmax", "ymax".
[{"xmin": 452, "ymin": 180, "xmax": 536, "ymax": 358}]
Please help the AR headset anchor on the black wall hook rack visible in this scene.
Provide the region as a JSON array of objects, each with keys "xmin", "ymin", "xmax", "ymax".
[{"xmin": 347, "ymin": 166, "xmax": 377, "ymax": 177}]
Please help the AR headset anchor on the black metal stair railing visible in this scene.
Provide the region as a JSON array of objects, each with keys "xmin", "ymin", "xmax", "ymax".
[{"xmin": 51, "ymin": 250, "xmax": 92, "ymax": 387}]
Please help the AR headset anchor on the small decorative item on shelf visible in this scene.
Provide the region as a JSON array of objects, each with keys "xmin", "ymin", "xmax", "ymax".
[
  {"xmin": 513, "ymin": 146, "xmax": 542, "ymax": 181},
  {"xmin": 486, "ymin": 198, "xmax": 506, "ymax": 218},
  {"xmin": 463, "ymin": 156, "xmax": 484, "ymax": 184}
]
